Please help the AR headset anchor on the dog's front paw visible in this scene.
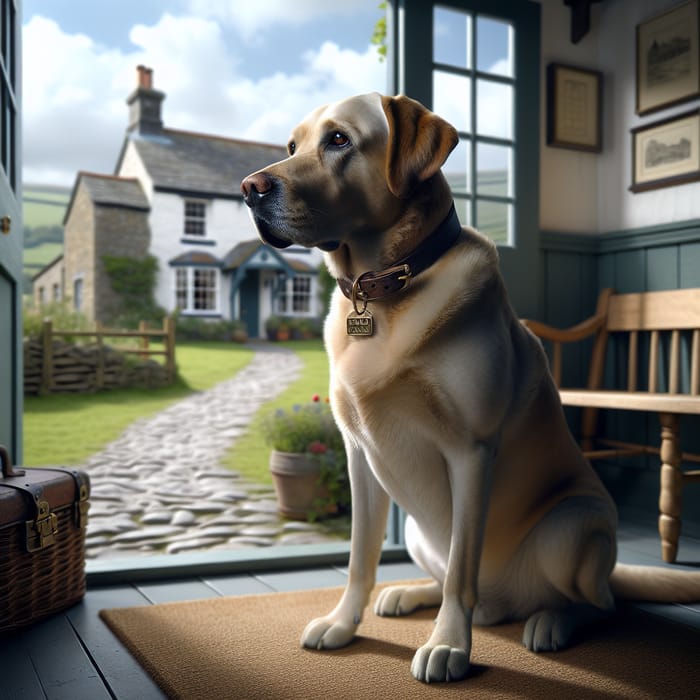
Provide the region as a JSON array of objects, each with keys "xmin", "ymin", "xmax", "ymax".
[
  {"xmin": 410, "ymin": 644, "xmax": 470, "ymax": 683},
  {"xmin": 301, "ymin": 615, "xmax": 357, "ymax": 650}
]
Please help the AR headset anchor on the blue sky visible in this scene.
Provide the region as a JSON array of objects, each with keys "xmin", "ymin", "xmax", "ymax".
[{"xmin": 22, "ymin": 1, "xmax": 387, "ymax": 185}]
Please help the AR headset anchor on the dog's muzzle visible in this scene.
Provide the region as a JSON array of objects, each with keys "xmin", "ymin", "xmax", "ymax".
[{"xmin": 240, "ymin": 172, "xmax": 292, "ymax": 249}]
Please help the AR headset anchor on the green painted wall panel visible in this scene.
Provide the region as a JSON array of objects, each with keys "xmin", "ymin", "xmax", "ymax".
[
  {"xmin": 680, "ymin": 242, "xmax": 700, "ymax": 287},
  {"xmin": 540, "ymin": 222, "xmax": 700, "ymax": 531},
  {"xmin": 646, "ymin": 246, "xmax": 678, "ymax": 291}
]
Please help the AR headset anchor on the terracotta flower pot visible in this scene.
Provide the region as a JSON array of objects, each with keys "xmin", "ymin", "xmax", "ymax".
[{"xmin": 269, "ymin": 450, "xmax": 337, "ymax": 521}]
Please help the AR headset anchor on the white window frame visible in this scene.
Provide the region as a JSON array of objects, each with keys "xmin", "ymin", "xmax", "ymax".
[
  {"xmin": 173, "ymin": 266, "xmax": 220, "ymax": 314},
  {"xmin": 183, "ymin": 199, "xmax": 208, "ymax": 239},
  {"xmin": 277, "ymin": 274, "xmax": 314, "ymax": 316}
]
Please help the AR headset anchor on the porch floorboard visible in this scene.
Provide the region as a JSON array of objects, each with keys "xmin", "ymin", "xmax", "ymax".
[{"xmin": 2, "ymin": 520, "xmax": 699, "ymax": 700}]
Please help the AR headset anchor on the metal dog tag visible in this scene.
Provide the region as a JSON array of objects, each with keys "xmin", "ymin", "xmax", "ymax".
[{"xmin": 346, "ymin": 309, "xmax": 374, "ymax": 337}]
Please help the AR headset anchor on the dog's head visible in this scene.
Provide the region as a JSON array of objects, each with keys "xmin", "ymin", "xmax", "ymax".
[{"xmin": 240, "ymin": 93, "xmax": 458, "ymax": 252}]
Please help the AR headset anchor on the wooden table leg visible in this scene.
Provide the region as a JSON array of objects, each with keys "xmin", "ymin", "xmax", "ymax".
[{"xmin": 658, "ymin": 412, "xmax": 682, "ymax": 563}]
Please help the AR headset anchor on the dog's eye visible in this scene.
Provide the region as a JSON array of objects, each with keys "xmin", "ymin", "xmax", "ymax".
[
  {"xmin": 287, "ymin": 141, "xmax": 296, "ymax": 156},
  {"xmin": 330, "ymin": 132, "xmax": 350, "ymax": 148}
]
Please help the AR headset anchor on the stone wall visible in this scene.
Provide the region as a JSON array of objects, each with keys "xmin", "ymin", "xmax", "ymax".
[
  {"xmin": 63, "ymin": 183, "xmax": 96, "ymax": 318},
  {"xmin": 93, "ymin": 204, "xmax": 151, "ymax": 322},
  {"xmin": 24, "ymin": 336, "xmax": 170, "ymax": 395}
]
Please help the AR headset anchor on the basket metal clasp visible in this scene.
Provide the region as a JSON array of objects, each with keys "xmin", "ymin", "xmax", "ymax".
[{"xmin": 25, "ymin": 500, "xmax": 58, "ymax": 552}]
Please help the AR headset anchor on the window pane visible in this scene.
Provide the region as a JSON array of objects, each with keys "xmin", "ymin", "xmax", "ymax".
[
  {"xmin": 433, "ymin": 70, "xmax": 471, "ymax": 133},
  {"xmin": 292, "ymin": 276, "xmax": 311, "ymax": 313},
  {"xmin": 193, "ymin": 268, "xmax": 216, "ymax": 310},
  {"xmin": 175, "ymin": 269, "xmax": 187, "ymax": 309},
  {"xmin": 184, "ymin": 200, "xmax": 206, "ymax": 237},
  {"xmin": 453, "ymin": 196, "xmax": 471, "ymax": 228},
  {"xmin": 477, "ymin": 143, "xmax": 512, "ymax": 198},
  {"xmin": 433, "ymin": 6, "xmax": 471, "ymax": 69},
  {"xmin": 476, "ymin": 200, "xmax": 511, "ymax": 245},
  {"xmin": 477, "ymin": 16, "xmax": 513, "ymax": 77},
  {"xmin": 476, "ymin": 79, "xmax": 512, "ymax": 140},
  {"xmin": 443, "ymin": 137, "xmax": 470, "ymax": 194}
]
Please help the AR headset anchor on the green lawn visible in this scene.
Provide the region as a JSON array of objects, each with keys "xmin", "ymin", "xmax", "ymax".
[
  {"xmin": 23, "ymin": 339, "xmax": 332, "ymax": 480},
  {"xmin": 23, "ymin": 342, "xmax": 254, "ymax": 466},
  {"xmin": 221, "ymin": 340, "xmax": 330, "ymax": 485}
]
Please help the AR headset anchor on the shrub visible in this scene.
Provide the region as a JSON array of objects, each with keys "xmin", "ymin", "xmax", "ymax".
[
  {"xmin": 23, "ymin": 300, "xmax": 91, "ymax": 340},
  {"xmin": 174, "ymin": 315, "xmax": 248, "ymax": 342}
]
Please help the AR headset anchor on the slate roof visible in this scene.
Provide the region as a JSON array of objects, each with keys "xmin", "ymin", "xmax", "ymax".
[
  {"xmin": 169, "ymin": 251, "xmax": 221, "ymax": 267},
  {"xmin": 64, "ymin": 172, "xmax": 150, "ymax": 224},
  {"xmin": 121, "ymin": 129, "xmax": 287, "ymax": 198},
  {"xmin": 79, "ymin": 173, "xmax": 149, "ymax": 210}
]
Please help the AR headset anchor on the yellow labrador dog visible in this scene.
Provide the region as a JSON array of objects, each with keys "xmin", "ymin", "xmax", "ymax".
[{"xmin": 241, "ymin": 93, "xmax": 700, "ymax": 684}]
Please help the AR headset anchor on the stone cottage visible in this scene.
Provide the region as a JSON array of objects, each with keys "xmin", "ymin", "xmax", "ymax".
[{"xmin": 33, "ymin": 66, "xmax": 322, "ymax": 337}]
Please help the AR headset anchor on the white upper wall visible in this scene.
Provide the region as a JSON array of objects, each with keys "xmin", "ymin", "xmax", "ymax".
[{"xmin": 539, "ymin": 0, "xmax": 700, "ymax": 233}]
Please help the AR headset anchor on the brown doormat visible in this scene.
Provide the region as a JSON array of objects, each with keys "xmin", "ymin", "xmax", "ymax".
[{"xmin": 100, "ymin": 582, "xmax": 699, "ymax": 699}]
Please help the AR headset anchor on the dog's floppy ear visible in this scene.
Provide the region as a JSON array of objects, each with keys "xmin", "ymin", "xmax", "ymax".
[{"xmin": 381, "ymin": 94, "xmax": 459, "ymax": 198}]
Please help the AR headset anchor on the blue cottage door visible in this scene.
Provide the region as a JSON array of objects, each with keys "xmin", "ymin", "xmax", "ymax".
[{"xmin": 239, "ymin": 271, "xmax": 260, "ymax": 338}]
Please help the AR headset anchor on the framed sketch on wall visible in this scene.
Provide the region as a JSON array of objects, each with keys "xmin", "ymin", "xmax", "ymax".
[
  {"xmin": 546, "ymin": 63, "xmax": 602, "ymax": 152},
  {"xmin": 630, "ymin": 109, "xmax": 700, "ymax": 191},
  {"xmin": 636, "ymin": 0, "xmax": 700, "ymax": 115}
]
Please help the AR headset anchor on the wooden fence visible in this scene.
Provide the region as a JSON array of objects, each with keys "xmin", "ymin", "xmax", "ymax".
[{"xmin": 27, "ymin": 317, "xmax": 176, "ymax": 395}]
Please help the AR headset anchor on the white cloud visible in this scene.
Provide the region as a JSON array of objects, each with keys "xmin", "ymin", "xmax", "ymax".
[
  {"xmin": 22, "ymin": 12, "xmax": 386, "ymax": 186},
  {"xmin": 187, "ymin": 0, "xmax": 373, "ymax": 39},
  {"xmin": 228, "ymin": 41, "xmax": 386, "ymax": 143}
]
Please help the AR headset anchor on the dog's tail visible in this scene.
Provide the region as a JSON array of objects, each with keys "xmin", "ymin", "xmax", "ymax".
[{"xmin": 610, "ymin": 563, "xmax": 700, "ymax": 602}]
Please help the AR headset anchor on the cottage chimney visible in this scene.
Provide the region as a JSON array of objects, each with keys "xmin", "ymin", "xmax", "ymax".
[{"xmin": 126, "ymin": 65, "xmax": 165, "ymax": 135}]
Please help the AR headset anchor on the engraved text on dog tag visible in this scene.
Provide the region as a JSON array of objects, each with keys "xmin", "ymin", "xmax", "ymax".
[{"xmin": 346, "ymin": 310, "xmax": 374, "ymax": 337}]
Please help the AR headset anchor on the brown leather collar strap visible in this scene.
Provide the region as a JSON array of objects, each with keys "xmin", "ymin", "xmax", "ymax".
[{"xmin": 337, "ymin": 204, "xmax": 462, "ymax": 302}]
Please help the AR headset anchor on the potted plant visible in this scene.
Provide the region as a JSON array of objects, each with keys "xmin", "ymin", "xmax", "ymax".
[
  {"xmin": 262, "ymin": 395, "xmax": 349, "ymax": 521},
  {"xmin": 264, "ymin": 315, "xmax": 291, "ymax": 341}
]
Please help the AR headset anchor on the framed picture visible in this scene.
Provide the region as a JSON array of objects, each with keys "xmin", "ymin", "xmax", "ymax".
[
  {"xmin": 546, "ymin": 63, "xmax": 602, "ymax": 152},
  {"xmin": 636, "ymin": 0, "xmax": 700, "ymax": 115},
  {"xmin": 630, "ymin": 109, "xmax": 700, "ymax": 192}
]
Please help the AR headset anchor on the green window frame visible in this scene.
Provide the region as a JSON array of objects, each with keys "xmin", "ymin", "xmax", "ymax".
[{"xmin": 389, "ymin": 0, "xmax": 541, "ymax": 317}]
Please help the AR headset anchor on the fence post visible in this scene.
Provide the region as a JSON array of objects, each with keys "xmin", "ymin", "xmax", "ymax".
[
  {"xmin": 164, "ymin": 316, "xmax": 176, "ymax": 383},
  {"xmin": 95, "ymin": 320, "xmax": 104, "ymax": 390},
  {"xmin": 139, "ymin": 320, "xmax": 149, "ymax": 359},
  {"xmin": 40, "ymin": 319, "xmax": 53, "ymax": 395}
]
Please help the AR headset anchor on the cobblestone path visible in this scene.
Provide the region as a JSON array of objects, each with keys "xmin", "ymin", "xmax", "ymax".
[{"xmin": 82, "ymin": 345, "xmax": 350, "ymax": 560}]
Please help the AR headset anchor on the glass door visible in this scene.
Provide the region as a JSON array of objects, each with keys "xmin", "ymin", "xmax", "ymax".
[{"xmin": 0, "ymin": 0, "xmax": 21, "ymax": 461}]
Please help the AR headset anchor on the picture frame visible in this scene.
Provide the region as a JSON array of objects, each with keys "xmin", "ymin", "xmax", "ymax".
[
  {"xmin": 630, "ymin": 108, "xmax": 700, "ymax": 192},
  {"xmin": 546, "ymin": 63, "xmax": 603, "ymax": 152},
  {"xmin": 636, "ymin": 0, "xmax": 700, "ymax": 115}
]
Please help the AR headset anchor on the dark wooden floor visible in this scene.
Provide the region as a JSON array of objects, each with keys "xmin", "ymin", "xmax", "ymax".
[{"xmin": 2, "ymin": 520, "xmax": 699, "ymax": 700}]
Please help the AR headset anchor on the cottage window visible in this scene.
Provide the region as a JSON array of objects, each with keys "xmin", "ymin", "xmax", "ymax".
[
  {"xmin": 52, "ymin": 283, "xmax": 61, "ymax": 301},
  {"xmin": 73, "ymin": 278, "xmax": 83, "ymax": 311},
  {"xmin": 174, "ymin": 266, "xmax": 219, "ymax": 313},
  {"xmin": 184, "ymin": 200, "xmax": 206, "ymax": 237},
  {"xmin": 278, "ymin": 275, "xmax": 312, "ymax": 314}
]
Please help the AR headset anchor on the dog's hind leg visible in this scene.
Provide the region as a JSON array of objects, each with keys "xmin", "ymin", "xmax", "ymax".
[
  {"xmin": 521, "ymin": 498, "xmax": 617, "ymax": 652},
  {"xmin": 375, "ymin": 516, "xmax": 443, "ymax": 616}
]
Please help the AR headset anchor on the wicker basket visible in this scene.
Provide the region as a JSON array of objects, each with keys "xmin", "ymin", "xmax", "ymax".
[{"xmin": 0, "ymin": 445, "xmax": 90, "ymax": 633}]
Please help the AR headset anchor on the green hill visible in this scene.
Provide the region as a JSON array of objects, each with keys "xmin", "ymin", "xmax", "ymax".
[
  {"xmin": 24, "ymin": 183, "xmax": 70, "ymax": 229},
  {"xmin": 22, "ymin": 183, "xmax": 71, "ymax": 294}
]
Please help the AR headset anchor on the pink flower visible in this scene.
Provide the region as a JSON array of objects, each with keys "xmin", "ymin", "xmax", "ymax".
[{"xmin": 308, "ymin": 441, "xmax": 328, "ymax": 454}]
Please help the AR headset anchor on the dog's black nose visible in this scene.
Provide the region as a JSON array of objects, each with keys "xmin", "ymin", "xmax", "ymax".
[{"xmin": 241, "ymin": 172, "xmax": 273, "ymax": 208}]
